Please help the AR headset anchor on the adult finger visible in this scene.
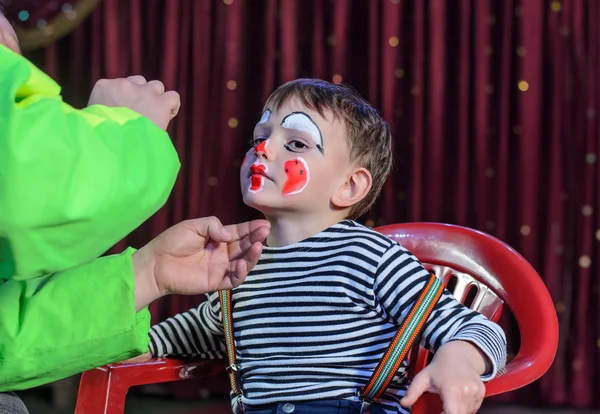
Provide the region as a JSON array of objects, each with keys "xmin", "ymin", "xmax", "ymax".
[
  {"xmin": 225, "ymin": 219, "xmax": 271, "ymax": 241},
  {"xmin": 146, "ymin": 79, "xmax": 165, "ymax": 94},
  {"xmin": 163, "ymin": 90, "xmax": 181, "ymax": 119},
  {"xmin": 127, "ymin": 75, "xmax": 147, "ymax": 85},
  {"xmin": 227, "ymin": 226, "xmax": 270, "ymax": 261},
  {"xmin": 184, "ymin": 216, "xmax": 230, "ymax": 242}
]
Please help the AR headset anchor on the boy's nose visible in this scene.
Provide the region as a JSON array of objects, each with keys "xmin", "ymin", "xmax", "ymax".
[{"xmin": 255, "ymin": 139, "xmax": 271, "ymax": 160}]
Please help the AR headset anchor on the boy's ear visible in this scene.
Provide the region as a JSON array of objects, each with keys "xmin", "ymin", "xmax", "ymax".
[{"xmin": 331, "ymin": 167, "xmax": 372, "ymax": 209}]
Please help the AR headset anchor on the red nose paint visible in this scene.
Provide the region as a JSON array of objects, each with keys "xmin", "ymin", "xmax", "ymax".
[
  {"xmin": 282, "ymin": 157, "xmax": 310, "ymax": 195},
  {"xmin": 249, "ymin": 163, "xmax": 267, "ymax": 192},
  {"xmin": 255, "ymin": 140, "xmax": 269, "ymax": 155}
]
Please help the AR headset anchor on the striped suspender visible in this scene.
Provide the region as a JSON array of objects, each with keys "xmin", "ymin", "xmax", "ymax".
[
  {"xmin": 219, "ymin": 289, "xmax": 245, "ymax": 412},
  {"xmin": 358, "ymin": 273, "xmax": 444, "ymax": 412},
  {"xmin": 219, "ymin": 273, "xmax": 444, "ymax": 413}
]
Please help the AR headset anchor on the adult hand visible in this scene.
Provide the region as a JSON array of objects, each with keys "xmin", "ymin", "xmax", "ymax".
[
  {"xmin": 132, "ymin": 217, "xmax": 270, "ymax": 311},
  {"xmin": 87, "ymin": 75, "xmax": 181, "ymax": 130}
]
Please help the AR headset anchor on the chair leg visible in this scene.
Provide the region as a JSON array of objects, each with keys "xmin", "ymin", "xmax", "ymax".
[{"xmin": 74, "ymin": 368, "xmax": 128, "ymax": 414}]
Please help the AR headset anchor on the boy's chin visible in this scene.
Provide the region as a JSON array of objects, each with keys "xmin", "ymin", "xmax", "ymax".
[
  {"xmin": 242, "ymin": 192, "xmax": 278, "ymax": 214},
  {"xmin": 242, "ymin": 192, "xmax": 301, "ymax": 217}
]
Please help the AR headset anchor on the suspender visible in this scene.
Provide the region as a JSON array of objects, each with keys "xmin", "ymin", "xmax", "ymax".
[
  {"xmin": 218, "ymin": 273, "xmax": 443, "ymax": 412},
  {"xmin": 357, "ymin": 273, "xmax": 444, "ymax": 412},
  {"xmin": 218, "ymin": 290, "xmax": 244, "ymax": 412}
]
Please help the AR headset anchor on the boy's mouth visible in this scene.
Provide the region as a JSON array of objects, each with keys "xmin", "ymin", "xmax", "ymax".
[{"xmin": 249, "ymin": 163, "xmax": 270, "ymax": 180}]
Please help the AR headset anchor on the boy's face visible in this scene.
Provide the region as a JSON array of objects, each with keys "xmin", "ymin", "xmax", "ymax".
[{"xmin": 240, "ymin": 98, "xmax": 352, "ymax": 216}]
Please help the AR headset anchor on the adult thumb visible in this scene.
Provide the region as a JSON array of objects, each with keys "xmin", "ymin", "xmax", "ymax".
[{"xmin": 400, "ymin": 372, "xmax": 429, "ymax": 407}]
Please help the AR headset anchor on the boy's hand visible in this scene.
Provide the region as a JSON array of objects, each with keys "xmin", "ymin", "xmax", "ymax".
[
  {"xmin": 132, "ymin": 217, "xmax": 270, "ymax": 311},
  {"xmin": 400, "ymin": 341, "xmax": 487, "ymax": 414},
  {"xmin": 88, "ymin": 76, "xmax": 181, "ymax": 130}
]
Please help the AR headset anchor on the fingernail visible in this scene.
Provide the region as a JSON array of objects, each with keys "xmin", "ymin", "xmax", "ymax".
[{"xmin": 221, "ymin": 228, "xmax": 231, "ymax": 237}]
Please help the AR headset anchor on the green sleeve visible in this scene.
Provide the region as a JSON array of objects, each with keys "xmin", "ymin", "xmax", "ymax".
[
  {"xmin": 0, "ymin": 248, "xmax": 150, "ymax": 391},
  {"xmin": 0, "ymin": 45, "xmax": 180, "ymax": 280}
]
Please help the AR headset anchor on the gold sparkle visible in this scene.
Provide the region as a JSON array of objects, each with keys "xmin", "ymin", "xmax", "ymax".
[
  {"xmin": 551, "ymin": 1, "xmax": 562, "ymax": 12},
  {"xmin": 518, "ymin": 80, "xmax": 529, "ymax": 91},
  {"xmin": 582, "ymin": 205, "xmax": 594, "ymax": 217},
  {"xmin": 394, "ymin": 68, "xmax": 405, "ymax": 78},
  {"xmin": 579, "ymin": 255, "xmax": 591, "ymax": 269}
]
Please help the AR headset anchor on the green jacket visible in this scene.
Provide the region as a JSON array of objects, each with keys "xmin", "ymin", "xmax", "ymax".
[{"xmin": 0, "ymin": 45, "xmax": 180, "ymax": 390}]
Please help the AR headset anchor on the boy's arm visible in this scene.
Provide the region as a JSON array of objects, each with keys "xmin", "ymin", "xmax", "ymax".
[
  {"xmin": 0, "ymin": 249, "xmax": 151, "ymax": 391},
  {"xmin": 0, "ymin": 45, "xmax": 180, "ymax": 280},
  {"xmin": 149, "ymin": 297, "xmax": 226, "ymax": 359},
  {"xmin": 374, "ymin": 244, "xmax": 507, "ymax": 379}
]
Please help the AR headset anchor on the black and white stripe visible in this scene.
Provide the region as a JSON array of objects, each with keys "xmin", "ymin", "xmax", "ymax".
[{"xmin": 150, "ymin": 220, "xmax": 506, "ymax": 413}]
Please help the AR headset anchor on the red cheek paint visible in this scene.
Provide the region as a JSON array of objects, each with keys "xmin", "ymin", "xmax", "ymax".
[
  {"xmin": 282, "ymin": 157, "xmax": 310, "ymax": 196},
  {"xmin": 249, "ymin": 163, "xmax": 267, "ymax": 193}
]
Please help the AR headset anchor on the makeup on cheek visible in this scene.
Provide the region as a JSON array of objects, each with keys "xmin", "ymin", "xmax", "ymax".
[{"xmin": 282, "ymin": 157, "xmax": 310, "ymax": 196}]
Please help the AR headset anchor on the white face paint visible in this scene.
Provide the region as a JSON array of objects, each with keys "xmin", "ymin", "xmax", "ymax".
[
  {"xmin": 258, "ymin": 109, "xmax": 271, "ymax": 125},
  {"xmin": 281, "ymin": 112, "xmax": 324, "ymax": 151}
]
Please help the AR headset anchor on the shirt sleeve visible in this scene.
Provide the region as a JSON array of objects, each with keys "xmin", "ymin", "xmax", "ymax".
[
  {"xmin": 0, "ymin": 248, "xmax": 151, "ymax": 391},
  {"xmin": 0, "ymin": 45, "xmax": 180, "ymax": 280},
  {"xmin": 149, "ymin": 294, "xmax": 226, "ymax": 359},
  {"xmin": 373, "ymin": 243, "xmax": 507, "ymax": 381}
]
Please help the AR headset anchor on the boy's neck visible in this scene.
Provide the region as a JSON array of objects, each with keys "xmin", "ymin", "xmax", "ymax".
[{"xmin": 264, "ymin": 211, "xmax": 349, "ymax": 247}]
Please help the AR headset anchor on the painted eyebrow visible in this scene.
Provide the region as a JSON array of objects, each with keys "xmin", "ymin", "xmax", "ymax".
[
  {"xmin": 280, "ymin": 111, "xmax": 324, "ymax": 154},
  {"xmin": 257, "ymin": 109, "xmax": 272, "ymax": 125}
]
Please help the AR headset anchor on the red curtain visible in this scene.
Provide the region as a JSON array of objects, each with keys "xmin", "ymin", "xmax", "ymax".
[{"xmin": 8, "ymin": 0, "xmax": 600, "ymax": 408}]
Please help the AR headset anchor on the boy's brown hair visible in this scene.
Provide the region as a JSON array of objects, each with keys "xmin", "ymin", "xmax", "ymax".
[{"xmin": 263, "ymin": 78, "xmax": 393, "ymax": 219}]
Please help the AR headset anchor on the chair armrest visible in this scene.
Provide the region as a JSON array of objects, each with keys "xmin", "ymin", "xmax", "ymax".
[
  {"xmin": 100, "ymin": 358, "xmax": 226, "ymax": 387},
  {"xmin": 75, "ymin": 358, "xmax": 226, "ymax": 414}
]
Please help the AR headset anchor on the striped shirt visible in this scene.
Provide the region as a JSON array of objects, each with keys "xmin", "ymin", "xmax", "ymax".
[{"xmin": 150, "ymin": 220, "xmax": 507, "ymax": 413}]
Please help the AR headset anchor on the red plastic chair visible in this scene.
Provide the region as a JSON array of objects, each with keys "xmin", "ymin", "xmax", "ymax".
[{"xmin": 75, "ymin": 223, "xmax": 559, "ymax": 414}]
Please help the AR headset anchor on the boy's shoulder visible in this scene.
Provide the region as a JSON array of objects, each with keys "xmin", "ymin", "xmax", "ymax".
[{"xmin": 331, "ymin": 220, "xmax": 398, "ymax": 250}]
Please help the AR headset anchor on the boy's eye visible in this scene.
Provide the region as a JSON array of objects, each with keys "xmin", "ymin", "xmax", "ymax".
[
  {"xmin": 285, "ymin": 140, "xmax": 308, "ymax": 152},
  {"xmin": 249, "ymin": 137, "xmax": 266, "ymax": 147}
]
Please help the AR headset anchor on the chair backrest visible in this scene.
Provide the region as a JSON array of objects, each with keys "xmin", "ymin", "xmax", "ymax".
[{"xmin": 375, "ymin": 222, "xmax": 558, "ymax": 396}]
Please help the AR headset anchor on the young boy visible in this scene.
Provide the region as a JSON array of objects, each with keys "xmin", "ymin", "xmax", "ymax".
[{"xmin": 149, "ymin": 79, "xmax": 507, "ymax": 413}]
